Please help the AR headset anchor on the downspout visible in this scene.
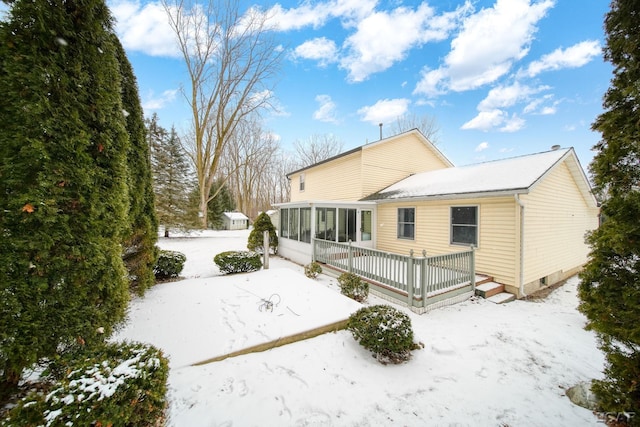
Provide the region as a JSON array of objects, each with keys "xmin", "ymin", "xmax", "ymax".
[{"xmin": 515, "ymin": 194, "xmax": 526, "ymax": 298}]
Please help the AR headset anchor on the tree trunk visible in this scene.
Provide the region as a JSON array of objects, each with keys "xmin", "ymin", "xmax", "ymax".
[
  {"xmin": 0, "ymin": 366, "xmax": 21, "ymax": 403},
  {"xmin": 199, "ymin": 192, "xmax": 208, "ymax": 229}
]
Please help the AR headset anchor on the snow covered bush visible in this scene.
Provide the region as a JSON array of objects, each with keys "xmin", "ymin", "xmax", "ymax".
[
  {"xmin": 154, "ymin": 249, "xmax": 186, "ymax": 280},
  {"xmin": 2, "ymin": 342, "xmax": 169, "ymax": 427},
  {"xmin": 338, "ymin": 272, "xmax": 369, "ymax": 302},
  {"xmin": 304, "ymin": 262, "xmax": 323, "ymax": 279},
  {"xmin": 348, "ymin": 305, "xmax": 417, "ymax": 364},
  {"xmin": 214, "ymin": 251, "xmax": 262, "ymax": 274}
]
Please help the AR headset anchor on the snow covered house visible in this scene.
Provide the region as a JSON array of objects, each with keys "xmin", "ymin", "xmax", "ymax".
[
  {"xmin": 277, "ymin": 129, "xmax": 599, "ymax": 302},
  {"xmin": 222, "ymin": 212, "xmax": 249, "ymax": 230}
]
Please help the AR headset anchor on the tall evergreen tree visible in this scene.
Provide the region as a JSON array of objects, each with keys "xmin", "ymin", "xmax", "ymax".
[
  {"xmin": 147, "ymin": 116, "xmax": 190, "ymax": 237},
  {"xmin": 578, "ymin": 0, "xmax": 640, "ymax": 419},
  {"xmin": 114, "ymin": 37, "xmax": 159, "ymax": 295},
  {"xmin": 208, "ymin": 179, "xmax": 236, "ymax": 229},
  {"xmin": 0, "ymin": 0, "xmax": 130, "ymax": 394}
]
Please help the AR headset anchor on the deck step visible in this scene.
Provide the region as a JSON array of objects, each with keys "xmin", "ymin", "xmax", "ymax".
[
  {"xmin": 486, "ymin": 292, "xmax": 516, "ymax": 304},
  {"xmin": 475, "ymin": 281, "xmax": 504, "ymax": 298}
]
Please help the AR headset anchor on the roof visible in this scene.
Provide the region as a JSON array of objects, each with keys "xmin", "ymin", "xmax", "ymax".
[
  {"xmin": 362, "ymin": 148, "xmax": 593, "ymax": 202},
  {"xmin": 286, "ymin": 128, "xmax": 452, "ymax": 178},
  {"xmin": 223, "ymin": 212, "xmax": 249, "ymax": 220}
]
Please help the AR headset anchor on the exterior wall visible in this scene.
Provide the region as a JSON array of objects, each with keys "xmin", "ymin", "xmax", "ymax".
[
  {"xmin": 360, "ymin": 133, "xmax": 451, "ymax": 198},
  {"xmin": 288, "ymin": 131, "xmax": 451, "ymax": 203},
  {"xmin": 224, "ymin": 218, "xmax": 247, "ymax": 230},
  {"xmin": 374, "ymin": 197, "xmax": 519, "ymax": 287},
  {"xmin": 518, "ymin": 161, "xmax": 599, "ymax": 294},
  {"xmin": 289, "ymin": 151, "xmax": 362, "ymax": 202}
]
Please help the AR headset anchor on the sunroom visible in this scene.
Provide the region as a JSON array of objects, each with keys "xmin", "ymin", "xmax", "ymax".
[{"xmin": 276, "ymin": 201, "xmax": 376, "ymax": 266}]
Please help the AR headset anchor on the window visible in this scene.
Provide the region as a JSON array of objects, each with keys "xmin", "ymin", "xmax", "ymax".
[
  {"xmin": 299, "ymin": 173, "xmax": 305, "ymax": 191},
  {"xmin": 280, "ymin": 208, "xmax": 289, "ymax": 238},
  {"xmin": 300, "ymin": 208, "xmax": 311, "ymax": 243},
  {"xmin": 451, "ymin": 206, "xmax": 478, "ymax": 246},
  {"xmin": 338, "ymin": 208, "xmax": 357, "ymax": 242},
  {"xmin": 289, "ymin": 208, "xmax": 299, "ymax": 241},
  {"xmin": 315, "ymin": 207, "xmax": 336, "ymax": 241},
  {"xmin": 397, "ymin": 208, "xmax": 415, "ymax": 240}
]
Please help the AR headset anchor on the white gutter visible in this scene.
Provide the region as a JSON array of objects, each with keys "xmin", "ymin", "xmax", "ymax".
[{"xmin": 515, "ymin": 194, "xmax": 526, "ymax": 298}]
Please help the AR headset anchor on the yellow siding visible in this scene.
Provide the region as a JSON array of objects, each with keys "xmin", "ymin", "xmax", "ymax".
[
  {"xmin": 375, "ymin": 197, "xmax": 518, "ymax": 286},
  {"xmin": 289, "ymin": 152, "xmax": 362, "ymax": 202},
  {"xmin": 361, "ymin": 133, "xmax": 451, "ymax": 198},
  {"xmin": 520, "ymin": 162, "xmax": 599, "ymax": 285}
]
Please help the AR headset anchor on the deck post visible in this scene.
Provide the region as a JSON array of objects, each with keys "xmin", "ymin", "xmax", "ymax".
[
  {"xmin": 348, "ymin": 240, "xmax": 353, "ymax": 273},
  {"xmin": 420, "ymin": 256, "xmax": 427, "ymax": 304},
  {"xmin": 407, "ymin": 250, "xmax": 414, "ymax": 308},
  {"xmin": 470, "ymin": 245, "xmax": 476, "ymax": 290}
]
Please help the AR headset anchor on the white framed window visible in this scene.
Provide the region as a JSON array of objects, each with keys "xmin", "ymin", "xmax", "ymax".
[
  {"xmin": 299, "ymin": 173, "xmax": 305, "ymax": 191},
  {"xmin": 397, "ymin": 207, "xmax": 415, "ymax": 240},
  {"xmin": 451, "ymin": 206, "xmax": 478, "ymax": 246}
]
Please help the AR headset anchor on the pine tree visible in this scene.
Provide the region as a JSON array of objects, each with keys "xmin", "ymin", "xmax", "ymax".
[
  {"xmin": 578, "ymin": 0, "xmax": 640, "ymax": 419},
  {"xmin": 114, "ymin": 37, "xmax": 158, "ymax": 295},
  {"xmin": 208, "ymin": 179, "xmax": 236, "ymax": 229},
  {"xmin": 0, "ymin": 0, "xmax": 130, "ymax": 394},
  {"xmin": 248, "ymin": 212, "xmax": 278, "ymax": 254},
  {"xmin": 148, "ymin": 116, "xmax": 190, "ymax": 237}
]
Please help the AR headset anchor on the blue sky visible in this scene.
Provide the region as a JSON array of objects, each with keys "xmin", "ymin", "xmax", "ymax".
[{"xmin": 3, "ymin": 0, "xmax": 612, "ymax": 170}]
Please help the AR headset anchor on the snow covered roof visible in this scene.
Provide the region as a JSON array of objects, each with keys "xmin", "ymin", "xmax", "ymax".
[
  {"xmin": 362, "ymin": 148, "xmax": 582, "ymax": 201},
  {"xmin": 223, "ymin": 212, "xmax": 249, "ymax": 220}
]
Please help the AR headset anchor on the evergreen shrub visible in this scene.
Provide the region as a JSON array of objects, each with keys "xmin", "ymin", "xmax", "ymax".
[
  {"xmin": 348, "ymin": 305, "xmax": 417, "ymax": 364},
  {"xmin": 338, "ymin": 272, "xmax": 369, "ymax": 302},
  {"xmin": 154, "ymin": 250, "xmax": 186, "ymax": 280},
  {"xmin": 304, "ymin": 262, "xmax": 323, "ymax": 279},
  {"xmin": 214, "ymin": 251, "xmax": 262, "ymax": 274},
  {"xmin": 247, "ymin": 212, "xmax": 278, "ymax": 254},
  {"xmin": 1, "ymin": 342, "xmax": 169, "ymax": 427}
]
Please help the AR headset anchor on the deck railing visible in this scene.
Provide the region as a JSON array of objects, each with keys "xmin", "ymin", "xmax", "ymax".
[{"xmin": 312, "ymin": 239, "xmax": 475, "ymax": 310}]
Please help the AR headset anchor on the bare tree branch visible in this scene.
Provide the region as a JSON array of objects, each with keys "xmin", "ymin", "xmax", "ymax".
[
  {"xmin": 293, "ymin": 134, "xmax": 344, "ymax": 168},
  {"xmin": 385, "ymin": 112, "xmax": 441, "ymax": 144},
  {"xmin": 163, "ymin": 0, "xmax": 282, "ymax": 227}
]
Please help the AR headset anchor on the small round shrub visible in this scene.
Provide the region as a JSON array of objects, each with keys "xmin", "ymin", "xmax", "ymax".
[
  {"xmin": 154, "ymin": 249, "xmax": 186, "ymax": 280},
  {"xmin": 338, "ymin": 272, "xmax": 369, "ymax": 302},
  {"xmin": 214, "ymin": 250, "xmax": 262, "ymax": 274},
  {"xmin": 348, "ymin": 305, "xmax": 417, "ymax": 364},
  {"xmin": 3, "ymin": 342, "xmax": 169, "ymax": 427},
  {"xmin": 304, "ymin": 262, "xmax": 323, "ymax": 279}
]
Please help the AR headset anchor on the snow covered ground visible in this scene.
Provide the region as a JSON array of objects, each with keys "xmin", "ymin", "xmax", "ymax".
[{"xmin": 115, "ymin": 230, "xmax": 605, "ymax": 426}]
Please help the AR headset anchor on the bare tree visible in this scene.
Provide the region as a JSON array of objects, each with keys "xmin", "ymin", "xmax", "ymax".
[
  {"xmin": 163, "ymin": 0, "xmax": 282, "ymax": 228},
  {"xmin": 385, "ymin": 112, "xmax": 440, "ymax": 144},
  {"xmin": 221, "ymin": 114, "xmax": 278, "ymax": 218},
  {"xmin": 293, "ymin": 134, "xmax": 344, "ymax": 168}
]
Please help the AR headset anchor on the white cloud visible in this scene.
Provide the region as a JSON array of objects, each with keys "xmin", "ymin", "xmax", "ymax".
[
  {"xmin": 478, "ymin": 82, "xmax": 549, "ymax": 111},
  {"xmin": 357, "ymin": 98, "xmax": 410, "ymax": 125},
  {"xmin": 313, "ymin": 95, "xmax": 340, "ymax": 123},
  {"xmin": 111, "ymin": 0, "xmax": 180, "ymax": 57},
  {"xmin": 462, "ymin": 110, "xmax": 525, "ymax": 133},
  {"xmin": 500, "ymin": 114, "xmax": 525, "ymax": 132},
  {"xmin": 524, "ymin": 40, "xmax": 601, "ymax": 77},
  {"xmin": 142, "ymin": 89, "xmax": 178, "ymax": 110},
  {"xmin": 341, "ymin": 3, "xmax": 469, "ymax": 82},
  {"xmin": 461, "ymin": 109, "xmax": 506, "ymax": 131},
  {"xmin": 475, "ymin": 142, "xmax": 489, "ymax": 152},
  {"xmin": 267, "ymin": 0, "xmax": 376, "ymax": 31},
  {"xmin": 414, "ymin": 0, "xmax": 554, "ymax": 97},
  {"xmin": 293, "ymin": 38, "xmax": 338, "ymax": 67}
]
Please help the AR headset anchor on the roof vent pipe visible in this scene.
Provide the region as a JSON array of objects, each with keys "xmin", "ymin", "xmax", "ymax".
[
  {"xmin": 551, "ymin": 144, "xmax": 561, "ymax": 151},
  {"xmin": 379, "ymin": 123, "xmax": 383, "ymax": 140}
]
